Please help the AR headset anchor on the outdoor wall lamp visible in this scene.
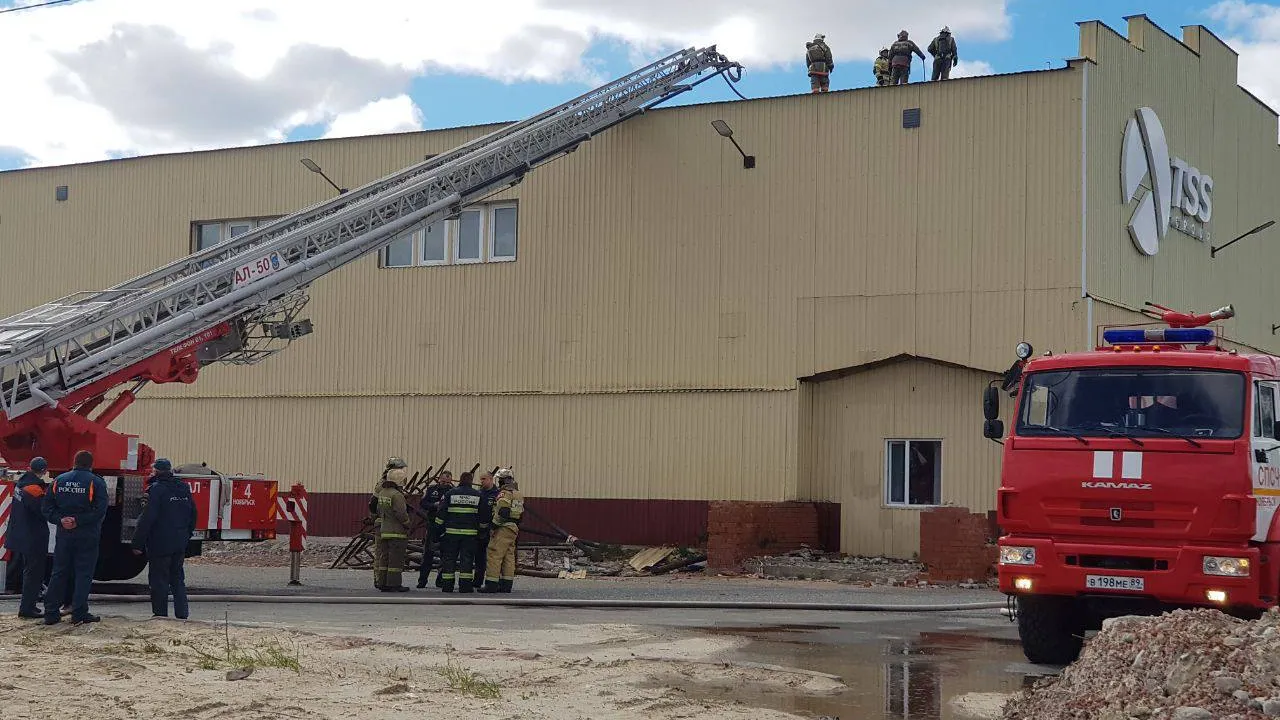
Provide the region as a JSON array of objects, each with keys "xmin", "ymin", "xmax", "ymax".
[
  {"xmin": 300, "ymin": 158, "xmax": 348, "ymax": 195},
  {"xmin": 1211, "ymin": 219, "xmax": 1275, "ymax": 258},
  {"xmin": 710, "ymin": 120, "xmax": 756, "ymax": 169}
]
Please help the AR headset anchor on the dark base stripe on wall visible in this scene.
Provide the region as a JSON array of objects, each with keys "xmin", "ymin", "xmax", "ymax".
[
  {"xmin": 297, "ymin": 493, "xmax": 711, "ymax": 547},
  {"xmin": 282, "ymin": 493, "xmax": 841, "ymax": 553}
]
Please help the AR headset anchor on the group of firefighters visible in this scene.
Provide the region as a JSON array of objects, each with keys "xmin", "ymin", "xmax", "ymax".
[
  {"xmin": 369, "ymin": 458, "xmax": 524, "ymax": 594},
  {"xmin": 4, "ymin": 453, "xmax": 196, "ymax": 624},
  {"xmin": 805, "ymin": 27, "xmax": 960, "ymax": 93}
]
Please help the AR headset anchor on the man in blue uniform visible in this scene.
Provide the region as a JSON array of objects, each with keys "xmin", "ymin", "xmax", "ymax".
[
  {"xmin": 5, "ymin": 457, "xmax": 50, "ymax": 618},
  {"xmin": 131, "ymin": 458, "xmax": 197, "ymax": 619},
  {"xmin": 474, "ymin": 472, "xmax": 499, "ymax": 587},
  {"xmin": 42, "ymin": 450, "xmax": 108, "ymax": 625},
  {"xmin": 416, "ymin": 470, "xmax": 454, "ymax": 589},
  {"xmin": 434, "ymin": 471, "xmax": 485, "ymax": 593}
]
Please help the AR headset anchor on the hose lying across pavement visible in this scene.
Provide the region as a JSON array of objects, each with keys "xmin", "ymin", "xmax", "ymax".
[{"xmin": 80, "ymin": 594, "xmax": 1006, "ymax": 611}]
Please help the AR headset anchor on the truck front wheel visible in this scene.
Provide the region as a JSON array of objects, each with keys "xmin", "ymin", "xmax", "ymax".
[{"xmin": 1017, "ymin": 594, "xmax": 1084, "ymax": 665}]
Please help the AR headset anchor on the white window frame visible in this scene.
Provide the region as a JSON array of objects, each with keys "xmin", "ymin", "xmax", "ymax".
[
  {"xmin": 453, "ymin": 208, "xmax": 485, "ymax": 265},
  {"xmin": 883, "ymin": 439, "xmax": 943, "ymax": 508},
  {"xmin": 192, "ymin": 216, "xmax": 279, "ymax": 252},
  {"xmin": 488, "ymin": 202, "xmax": 518, "ymax": 262},
  {"xmin": 420, "ymin": 220, "xmax": 450, "ymax": 266},
  {"xmin": 380, "ymin": 227, "xmax": 419, "ymax": 269}
]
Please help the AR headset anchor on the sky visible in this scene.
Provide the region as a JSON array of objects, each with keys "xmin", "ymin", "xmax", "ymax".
[{"xmin": 1, "ymin": 0, "xmax": 1279, "ymax": 171}]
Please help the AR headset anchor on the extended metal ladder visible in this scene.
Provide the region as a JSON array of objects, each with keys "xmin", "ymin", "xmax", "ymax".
[{"xmin": 0, "ymin": 46, "xmax": 741, "ymax": 420}]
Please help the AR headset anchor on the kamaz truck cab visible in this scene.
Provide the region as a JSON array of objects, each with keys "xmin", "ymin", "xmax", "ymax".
[{"xmin": 984, "ymin": 303, "xmax": 1280, "ymax": 664}]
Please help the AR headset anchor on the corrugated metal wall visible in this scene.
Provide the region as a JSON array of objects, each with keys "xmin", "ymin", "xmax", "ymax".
[
  {"xmin": 802, "ymin": 358, "xmax": 1010, "ymax": 558},
  {"xmin": 1081, "ymin": 18, "xmax": 1280, "ymax": 351},
  {"xmin": 123, "ymin": 390, "xmax": 795, "ymax": 499}
]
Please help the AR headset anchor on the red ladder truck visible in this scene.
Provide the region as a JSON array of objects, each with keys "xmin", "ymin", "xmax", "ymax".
[
  {"xmin": 983, "ymin": 303, "xmax": 1280, "ymax": 664},
  {"xmin": 0, "ymin": 46, "xmax": 742, "ymax": 582}
]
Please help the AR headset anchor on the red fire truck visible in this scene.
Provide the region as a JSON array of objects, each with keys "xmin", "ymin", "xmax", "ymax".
[{"xmin": 984, "ymin": 303, "xmax": 1280, "ymax": 664}]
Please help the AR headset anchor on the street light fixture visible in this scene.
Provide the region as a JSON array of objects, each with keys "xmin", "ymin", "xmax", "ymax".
[
  {"xmin": 710, "ymin": 120, "xmax": 756, "ymax": 169},
  {"xmin": 1210, "ymin": 219, "xmax": 1275, "ymax": 258},
  {"xmin": 299, "ymin": 157, "xmax": 348, "ymax": 195}
]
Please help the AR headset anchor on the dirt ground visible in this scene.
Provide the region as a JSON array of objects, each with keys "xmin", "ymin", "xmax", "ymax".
[{"xmin": 0, "ymin": 613, "xmax": 840, "ymax": 719}]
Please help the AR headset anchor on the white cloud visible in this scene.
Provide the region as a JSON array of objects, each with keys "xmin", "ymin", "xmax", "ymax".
[
  {"xmin": 950, "ymin": 60, "xmax": 995, "ymax": 78},
  {"xmin": 323, "ymin": 95, "xmax": 425, "ymax": 139},
  {"xmin": 1206, "ymin": 1, "xmax": 1280, "ymax": 116},
  {"xmin": 0, "ymin": 0, "xmax": 1011, "ymax": 168}
]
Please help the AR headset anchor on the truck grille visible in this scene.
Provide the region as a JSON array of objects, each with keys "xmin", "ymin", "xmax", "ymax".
[{"xmin": 1042, "ymin": 498, "xmax": 1195, "ymax": 534}]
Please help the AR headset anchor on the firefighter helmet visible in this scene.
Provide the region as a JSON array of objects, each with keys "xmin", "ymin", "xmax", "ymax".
[
  {"xmin": 386, "ymin": 456, "xmax": 407, "ymax": 469},
  {"xmin": 495, "ymin": 467, "xmax": 515, "ymax": 485}
]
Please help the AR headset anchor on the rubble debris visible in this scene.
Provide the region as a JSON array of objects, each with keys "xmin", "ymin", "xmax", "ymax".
[
  {"xmin": 1003, "ymin": 607, "xmax": 1280, "ymax": 720},
  {"xmin": 744, "ymin": 551, "xmax": 925, "ymax": 586},
  {"xmin": 629, "ymin": 547, "xmax": 677, "ymax": 571}
]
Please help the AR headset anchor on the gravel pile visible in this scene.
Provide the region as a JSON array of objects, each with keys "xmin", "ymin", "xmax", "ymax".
[{"xmin": 1003, "ymin": 608, "xmax": 1280, "ymax": 720}]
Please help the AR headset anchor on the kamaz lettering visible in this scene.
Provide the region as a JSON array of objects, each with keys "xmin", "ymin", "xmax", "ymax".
[{"xmin": 1081, "ymin": 481, "xmax": 1153, "ymax": 490}]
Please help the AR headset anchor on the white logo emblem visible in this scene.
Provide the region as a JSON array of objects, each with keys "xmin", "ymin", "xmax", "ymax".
[{"xmin": 1120, "ymin": 107, "xmax": 1214, "ymax": 256}]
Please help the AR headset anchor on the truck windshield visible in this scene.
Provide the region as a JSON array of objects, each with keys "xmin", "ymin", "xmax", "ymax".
[{"xmin": 1017, "ymin": 368, "xmax": 1245, "ymax": 439}]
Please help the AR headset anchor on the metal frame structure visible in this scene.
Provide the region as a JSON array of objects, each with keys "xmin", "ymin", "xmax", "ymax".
[{"xmin": 0, "ymin": 47, "xmax": 740, "ymax": 430}]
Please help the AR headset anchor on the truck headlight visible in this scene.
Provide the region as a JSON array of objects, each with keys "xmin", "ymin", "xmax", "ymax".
[
  {"xmin": 1203, "ymin": 556, "xmax": 1250, "ymax": 577},
  {"xmin": 1000, "ymin": 546, "xmax": 1036, "ymax": 566}
]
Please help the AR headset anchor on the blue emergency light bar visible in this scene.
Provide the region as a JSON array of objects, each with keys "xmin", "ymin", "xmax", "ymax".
[{"xmin": 1102, "ymin": 328, "xmax": 1216, "ymax": 345}]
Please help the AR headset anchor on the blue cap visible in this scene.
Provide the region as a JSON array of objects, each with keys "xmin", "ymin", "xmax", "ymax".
[
  {"xmin": 154, "ymin": 458, "xmax": 172, "ymax": 472},
  {"xmin": 31, "ymin": 457, "xmax": 47, "ymax": 473}
]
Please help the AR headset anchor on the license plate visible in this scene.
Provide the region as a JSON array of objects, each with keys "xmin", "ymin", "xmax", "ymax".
[
  {"xmin": 1086, "ymin": 574, "xmax": 1145, "ymax": 592},
  {"xmin": 232, "ymin": 250, "xmax": 288, "ymax": 288}
]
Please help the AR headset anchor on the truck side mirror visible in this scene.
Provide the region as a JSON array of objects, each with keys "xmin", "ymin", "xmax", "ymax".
[
  {"xmin": 983, "ymin": 386, "xmax": 1000, "ymax": 421},
  {"xmin": 984, "ymin": 419, "xmax": 1005, "ymax": 439}
]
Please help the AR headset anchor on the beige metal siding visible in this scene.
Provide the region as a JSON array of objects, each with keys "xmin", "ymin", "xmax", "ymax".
[
  {"xmin": 1083, "ymin": 17, "xmax": 1280, "ymax": 351},
  {"xmin": 123, "ymin": 389, "xmax": 796, "ymax": 499},
  {"xmin": 805, "ymin": 358, "xmax": 1009, "ymax": 558},
  {"xmin": 0, "ymin": 69, "xmax": 1085, "ymax": 401}
]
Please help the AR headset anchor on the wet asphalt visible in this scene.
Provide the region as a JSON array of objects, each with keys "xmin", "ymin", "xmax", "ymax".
[{"xmin": 2, "ymin": 566, "xmax": 1057, "ymax": 719}]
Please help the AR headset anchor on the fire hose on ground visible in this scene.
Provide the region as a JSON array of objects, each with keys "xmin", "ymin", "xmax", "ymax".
[{"xmin": 76, "ymin": 594, "xmax": 1006, "ymax": 611}]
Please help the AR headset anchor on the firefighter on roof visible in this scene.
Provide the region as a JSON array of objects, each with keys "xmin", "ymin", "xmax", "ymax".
[
  {"xmin": 434, "ymin": 471, "xmax": 485, "ymax": 593},
  {"xmin": 928, "ymin": 26, "xmax": 958, "ymax": 81},
  {"xmin": 805, "ymin": 34, "xmax": 834, "ymax": 93},
  {"xmin": 478, "ymin": 468, "xmax": 523, "ymax": 593},
  {"xmin": 888, "ymin": 30, "xmax": 926, "ymax": 85},
  {"xmin": 41, "ymin": 450, "xmax": 108, "ymax": 625},
  {"xmin": 873, "ymin": 48, "xmax": 891, "ymax": 86},
  {"xmin": 131, "ymin": 458, "xmax": 198, "ymax": 619},
  {"xmin": 372, "ymin": 457, "xmax": 411, "ymax": 592},
  {"xmin": 6, "ymin": 457, "xmax": 50, "ymax": 619}
]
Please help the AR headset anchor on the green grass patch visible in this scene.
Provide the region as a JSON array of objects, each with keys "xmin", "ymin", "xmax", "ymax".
[{"xmin": 438, "ymin": 659, "xmax": 500, "ymax": 699}]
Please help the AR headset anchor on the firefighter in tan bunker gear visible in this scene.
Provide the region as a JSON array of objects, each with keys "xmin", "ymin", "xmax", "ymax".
[
  {"xmin": 371, "ymin": 457, "xmax": 411, "ymax": 591},
  {"xmin": 477, "ymin": 468, "xmax": 523, "ymax": 593}
]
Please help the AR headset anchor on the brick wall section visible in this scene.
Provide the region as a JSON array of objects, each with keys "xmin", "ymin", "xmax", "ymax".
[
  {"xmin": 707, "ymin": 501, "xmax": 824, "ymax": 570},
  {"xmin": 919, "ymin": 506, "xmax": 998, "ymax": 582}
]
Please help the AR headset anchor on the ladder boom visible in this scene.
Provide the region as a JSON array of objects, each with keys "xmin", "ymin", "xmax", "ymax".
[{"xmin": 0, "ymin": 46, "xmax": 741, "ymax": 426}]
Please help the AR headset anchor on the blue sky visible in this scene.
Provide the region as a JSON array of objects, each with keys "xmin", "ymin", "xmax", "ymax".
[
  {"xmin": 0, "ymin": 0, "xmax": 1277, "ymax": 170},
  {"xmin": 370, "ymin": 2, "xmax": 1222, "ymax": 137}
]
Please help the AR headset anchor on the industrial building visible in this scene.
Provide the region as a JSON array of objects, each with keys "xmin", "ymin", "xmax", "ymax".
[{"xmin": 1, "ymin": 16, "xmax": 1278, "ymax": 559}]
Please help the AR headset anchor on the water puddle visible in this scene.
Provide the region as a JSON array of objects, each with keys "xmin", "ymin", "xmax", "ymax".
[{"xmin": 654, "ymin": 624, "xmax": 1044, "ymax": 719}]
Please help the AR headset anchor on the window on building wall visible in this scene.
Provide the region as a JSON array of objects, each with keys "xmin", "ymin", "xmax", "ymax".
[
  {"xmin": 377, "ymin": 201, "xmax": 519, "ymax": 268},
  {"xmin": 456, "ymin": 209, "xmax": 483, "ymax": 263},
  {"xmin": 422, "ymin": 221, "xmax": 447, "ymax": 265},
  {"xmin": 192, "ymin": 216, "xmax": 280, "ymax": 252},
  {"xmin": 885, "ymin": 439, "xmax": 942, "ymax": 507},
  {"xmin": 490, "ymin": 204, "xmax": 518, "ymax": 261}
]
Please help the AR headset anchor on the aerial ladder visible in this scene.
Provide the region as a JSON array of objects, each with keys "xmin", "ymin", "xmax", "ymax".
[{"xmin": 0, "ymin": 46, "xmax": 743, "ymax": 580}]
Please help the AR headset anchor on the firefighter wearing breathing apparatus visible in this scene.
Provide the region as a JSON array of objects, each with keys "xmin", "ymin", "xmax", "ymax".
[
  {"xmin": 371, "ymin": 457, "xmax": 411, "ymax": 591},
  {"xmin": 477, "ymin": 468, "xmax": 523, "ymax": 593}
]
